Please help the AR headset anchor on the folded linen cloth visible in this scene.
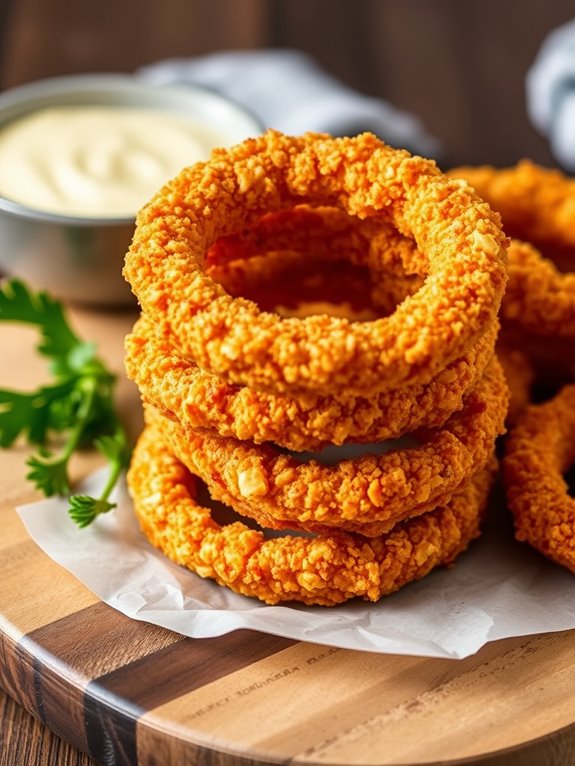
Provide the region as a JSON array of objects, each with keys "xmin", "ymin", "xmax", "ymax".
[
  {"xmin": 138, "ymin": 49, "xmax": 440, "ymax": 157},
  {"xmin": 527, "ymin": 18, "xmax": 575, "ymax": 170}
]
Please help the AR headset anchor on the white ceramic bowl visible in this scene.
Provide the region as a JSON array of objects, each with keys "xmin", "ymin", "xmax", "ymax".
[{"xmin": 0, "ymin": 74, "xmax": 262, "ymax": 305}]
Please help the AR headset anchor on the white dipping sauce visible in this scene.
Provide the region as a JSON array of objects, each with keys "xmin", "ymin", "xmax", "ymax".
[{"xmin": 0, "ymin": 105, "xmax": 229, "ymax": 218}]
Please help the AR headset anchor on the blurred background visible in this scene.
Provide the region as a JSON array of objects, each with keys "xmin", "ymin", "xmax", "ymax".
[{"xmin": 1, "ymin": 0, "xmax": 574, "ymax": 169}]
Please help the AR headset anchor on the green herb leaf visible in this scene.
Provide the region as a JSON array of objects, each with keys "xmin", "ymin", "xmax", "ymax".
[
  {"xmin": 0, "ymin": 278, "xmax": 131, "ymax": 526},
  {"xmin": 0, "ymin": 279, "xmax": 81, "ymax": 360},
  {"xmin": 0, "ymin": 390, "xmax": 41, "ymax": 447},
  {"xmin": 26, "ymin": 453, "xmax": 71, "ymax": 497},
  {"xmin": 68, "ymin": 494, "xmax": 116, "ymax": 528},
  {"xmin": 0, "ymin": 381, "xmax": 75, "ymax": 446}
]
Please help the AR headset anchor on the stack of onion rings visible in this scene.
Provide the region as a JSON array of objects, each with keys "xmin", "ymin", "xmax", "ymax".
[
  {"xmin": 449, "ymin": 161, "xmax": 575, "ymax": 393},
  {"xmin": 129, "ymin": 423, "xmax": 497, "ymax": 606},
  {"xmin": 145, "ymin": 357, "xmax": 506, "ymax": 538},
  {"xmin": 124, "ymin": 130, "xmax": 509, "ymax": 605},
  {"xmin": 450, "ymin": 162, "xmax": 575, "ymax": 576}
]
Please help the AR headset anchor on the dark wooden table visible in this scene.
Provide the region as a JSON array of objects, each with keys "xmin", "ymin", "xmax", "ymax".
[{"xmin": 0, "ymin": 690, "xmax": 94, "ymax": 766}]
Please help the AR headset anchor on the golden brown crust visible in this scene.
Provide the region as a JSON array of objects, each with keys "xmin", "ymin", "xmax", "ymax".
[
  {"xmin": 124, "ymin": 130, "xmax": 507, "ymax": 397},
  {"xmin": 496, "ymin": 343, "xmax": 534, "ymax": 425},
  {"xmin": 503, "ymin": 385, "xmax": 575, "ymax": 573},
  {"xmin": 448, "ymin": 160, "xmax": 575, "ymax": 256},
  {"xmin": 127, "ymin": 315, "xmax": 499, "ymax": 451},
  {"xmin": 499, "ymin": 239, "xmax": 575, "ymax": 340},
  {"xmin": 449, "ymin": 162, "xmax": 575, "ymax": 385},
  {"xmin": 128, "ymin": 421, "xmax": 497, "ymax": 606},
  {"xmin": 449, "ymin": 164, "xmax": 575, "ymax": 337},
  {"xmin": 145, "ymin": 358, "xmax": 507, "ymax": 537}
]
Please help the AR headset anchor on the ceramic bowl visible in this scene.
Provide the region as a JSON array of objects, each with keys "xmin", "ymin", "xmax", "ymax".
[{"xmin": 0, "ymin": 74, "xmax": 262, "ymax": 305}]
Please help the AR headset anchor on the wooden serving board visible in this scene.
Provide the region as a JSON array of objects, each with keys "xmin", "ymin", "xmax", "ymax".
[{"xmin": 1, "ymin": 308, "xmax": 575, "ymax": 766}]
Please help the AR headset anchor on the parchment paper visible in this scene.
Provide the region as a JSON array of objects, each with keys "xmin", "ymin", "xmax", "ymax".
[{"xmin": 16, "ymin": 467, "xmax": 575, "ymax": 660}]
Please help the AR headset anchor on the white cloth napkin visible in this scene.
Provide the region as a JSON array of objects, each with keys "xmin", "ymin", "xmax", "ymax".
[
  {"xmin": 138, "ymin": 49, "xmax": 440, "ymax": 158},
  {"xmin": 527, "ymin": 18, "xmax": 575, "ymax": 170}
]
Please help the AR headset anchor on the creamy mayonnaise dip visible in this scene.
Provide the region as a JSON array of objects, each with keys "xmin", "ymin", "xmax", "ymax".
[{"xmin": 0, "ymin": 105, "xmax": 229, "ymax": 218}]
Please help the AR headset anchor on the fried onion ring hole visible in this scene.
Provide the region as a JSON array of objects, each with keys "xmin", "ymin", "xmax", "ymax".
[
  {"xmin": 144, "ymin": 357, "xmax": 507, "ymax": 538},
  {"xmin": 128, "ymin": 422, "xmax": 497, "ymax": 606},
  {"xmin": 205, "ymin": 205, "xmax": 424, "ymax": 318},
  {"xmin": 124, "ymin": 131, "xmax": 507, "ymax": 397},
  {"xmin": 215, "ymin": 204, "xmax": 572, "ymax": 343},
  {"xmin": 504, "ymin": 385, "xmax": 575, "ymax": 573}
]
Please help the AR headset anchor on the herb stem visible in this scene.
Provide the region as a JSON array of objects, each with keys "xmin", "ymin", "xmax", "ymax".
[
  {"xmin": 61, "ymin": 376, "xmax": 98, "ymax": 462},
  {"xmin": 99, "ymin": 453, "xmax": 124, "ymax": 503}
]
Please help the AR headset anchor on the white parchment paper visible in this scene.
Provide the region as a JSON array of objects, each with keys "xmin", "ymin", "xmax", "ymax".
[{"xmin": 16, "ymin": 467, "xmax": 575, "ymax": 660}]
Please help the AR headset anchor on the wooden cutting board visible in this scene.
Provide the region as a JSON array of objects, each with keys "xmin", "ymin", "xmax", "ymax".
[{"xmin": 1, "ymin": 307, "xmax": 575, "ymax": 766}]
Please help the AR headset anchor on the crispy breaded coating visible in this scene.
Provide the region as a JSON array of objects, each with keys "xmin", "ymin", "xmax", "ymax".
[
  {"xmin": 128, "ymin": 422, "xmax": 497, "ymax": 606},
  {"xmin": 503, "ymin": 385, "xmax": 575, "ymax": 573},
  {"xmin": 124, "ymin": 130, "xmax": 507, "ymax": 397},
  {"xmin": 500, "ymin": 240, "xmax": 575, "ymax": 340},
  {"xmin": 448, "ymin": 161, "xmax": 575, "ymax": 259},
  {"xmin": 145, "ymin": 358, "xmax": 507, "ymax": 537},
  {"xmin": 126, "ymin": 315, "xmax": 498, "ymax": 451},
  {"xmin": 449, "ymin": 162, "xmax": 575, "ymax": 387},
  {"xmin": 496, "ymin": 344, "xmax": 534, "ymax": 426},
  {"xmin": 123, "ymin": 131, "xmax": 510, "ymax": 605}
]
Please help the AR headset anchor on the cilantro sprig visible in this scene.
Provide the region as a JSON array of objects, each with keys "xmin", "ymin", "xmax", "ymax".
[{"xmin": 0, "ymin": 279, "xmax": 130, "ymax": 526}]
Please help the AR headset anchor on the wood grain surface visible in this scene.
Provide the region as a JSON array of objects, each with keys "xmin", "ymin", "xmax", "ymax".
[
  {"xmin": 1, "ymin": 308, "xmax": 575, "ymax": 766},
  {"xmin": 0, "ymin": 688, "xmax": 94, "ymax": 766},
  {"xmin": 2, "ymin": 0, "xmax": 575, "ymax": 169}
]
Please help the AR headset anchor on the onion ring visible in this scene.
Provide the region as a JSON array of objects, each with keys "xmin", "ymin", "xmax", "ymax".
[
  {"xmin": 124, "ymin": 130, "xmax": 507, "ymax": 397},
  {"xmin": 448, "ymin": 160, "xmax": 575, "ymax": 269},
  {"xmin": 449, "ymin": 162, "xmax": 575, "ymax": 385},
  {"xmin": 145, "ymin": 357, "xmax": 507, "ymax": 537},
  {"xmin": 448, "ymin": 166, "xmax": 575, "ymax": 336},
  {"xmin": 503, "ymin": 385, "xmax": 575, "ymax": 573},
  {"xmin": 128, "ymin": 421, "xmax": 497, "ymax": 605},
  {"xmin": 498, "ymin": 240, "xmax": 575, "ymax": 340},
  {"xmin": 127, "ymin": 314, "xmax": 499, "ymax": 451}
]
